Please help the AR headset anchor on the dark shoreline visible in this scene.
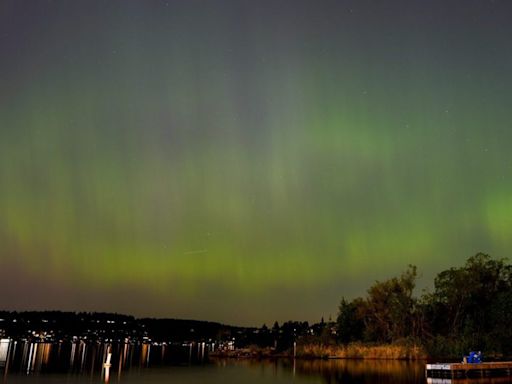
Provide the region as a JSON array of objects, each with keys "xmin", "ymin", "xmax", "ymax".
[
  {"xmin": 210, "ymin": 343, "xmax": 428, "ymax": 361},
  {"xmin": 211, "ymin": 343, "xmax": 512, "ymax": 362}
]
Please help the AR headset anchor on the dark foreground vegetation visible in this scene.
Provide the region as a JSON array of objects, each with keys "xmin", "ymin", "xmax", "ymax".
[{"xmin": 333, "ymin": 253, "xmax": 512, "ymax": 359}]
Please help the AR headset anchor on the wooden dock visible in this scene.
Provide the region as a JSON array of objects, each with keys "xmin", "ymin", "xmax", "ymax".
[
  {"xmin": 426, "ymin": 362, "xmax": 512, "ymax": 379},
  {"xmin": 427, "ymin": 379, "xmax": 512, "ymax": 384}
]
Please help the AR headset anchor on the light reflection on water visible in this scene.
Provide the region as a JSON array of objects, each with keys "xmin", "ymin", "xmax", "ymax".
[
  {"xmin": 7, "ymin": 339, "xmax": 504, "ymax": 384},
  {"xmin": 1, "ymin": 339, "xmax": 207, "ymax": 379}
]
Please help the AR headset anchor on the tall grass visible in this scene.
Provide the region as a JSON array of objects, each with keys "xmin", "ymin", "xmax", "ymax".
[{"xmin": 296, "ymin": 342, "xmax": 427, "ymax": 360}]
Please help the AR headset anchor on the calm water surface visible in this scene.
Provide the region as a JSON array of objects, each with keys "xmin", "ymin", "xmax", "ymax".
[{"xmin": 1, "ymin": 340, "xmax": 506, "ymax": 384}]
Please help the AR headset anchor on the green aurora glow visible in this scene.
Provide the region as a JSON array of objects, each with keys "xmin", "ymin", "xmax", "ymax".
[{"xmin": 1, "ymin": 0, "xmax": 512, "ymax": 325}]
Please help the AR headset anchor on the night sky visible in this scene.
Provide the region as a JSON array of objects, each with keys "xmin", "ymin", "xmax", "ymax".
[{"xmin": 1, "ymin": 0, "xmax": 512, "ymax": 326}]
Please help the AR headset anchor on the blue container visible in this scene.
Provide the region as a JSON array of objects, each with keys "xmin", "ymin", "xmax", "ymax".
[{"xmin": 468, "ymin": 351, "xmax": 482, "ymax": 363}]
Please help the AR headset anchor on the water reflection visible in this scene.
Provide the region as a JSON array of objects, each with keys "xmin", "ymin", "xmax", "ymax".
[
  {"xmin": 1, "ymin": 339, "xmax": 509, "ymax": 384},
  {"xmin": 212, "ymin": 358, "xmax": 426, "ymax": 384},
  {"xmin": 0, "ymin": 339, "xmax": 207, "ymax": 381},
  {"xmin": 296, "ymin": 359, "xmax": 425, "ymax": 383}
]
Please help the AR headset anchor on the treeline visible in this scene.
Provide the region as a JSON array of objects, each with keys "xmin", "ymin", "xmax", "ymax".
[
  {"xmin": 0, "ymin": 310, "xmax": 318, "ymax": 349},
  {"xmin": 336, "ymin": 253, "xmax": 512, "ymax": 358},
  {"xmin": 0, "ymin": 311, "xmax": 239, "ymax": 342}
]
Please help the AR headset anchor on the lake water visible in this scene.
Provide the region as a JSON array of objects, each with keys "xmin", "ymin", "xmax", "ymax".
[{"xmin": 0, "ymin": 339, "xmax": 488, "ymax": 384}]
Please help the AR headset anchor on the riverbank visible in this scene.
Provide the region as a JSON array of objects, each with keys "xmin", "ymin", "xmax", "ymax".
[
  {"xmin": 296, "ymin": 342, "xmax": 427, "ymax": 360},
  {"xmin": 211, "ymin": 342, "xmax": 428, "ymax": 360}
]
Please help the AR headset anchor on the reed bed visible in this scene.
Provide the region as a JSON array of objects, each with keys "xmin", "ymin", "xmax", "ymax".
[{"xmin": 296, "ymin": 342, "xmax": 427, "ymax": 360}]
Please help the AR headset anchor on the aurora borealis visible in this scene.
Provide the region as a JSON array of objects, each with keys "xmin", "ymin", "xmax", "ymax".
[{"xmin": 1, "ymin": 0, "xmax": 512, "ymax": 325}]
